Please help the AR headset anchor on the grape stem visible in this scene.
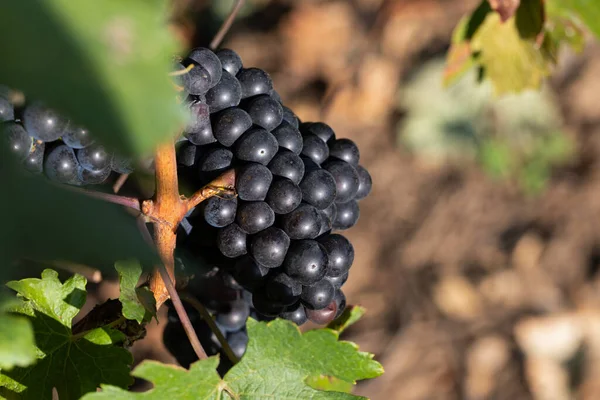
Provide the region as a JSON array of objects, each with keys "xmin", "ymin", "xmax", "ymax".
[
  {"xmin": 68, "ymin": 187, "xmax": 141, "ymax": 211},
  {"xmin": 209, "ymin": 0, "xmax": 246, "ymax": 50}
]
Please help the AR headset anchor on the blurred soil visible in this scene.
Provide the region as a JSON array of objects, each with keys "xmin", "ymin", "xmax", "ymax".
[{"xmin": 86, "ymin": 1, "xmax": 600, "ymax": 398}]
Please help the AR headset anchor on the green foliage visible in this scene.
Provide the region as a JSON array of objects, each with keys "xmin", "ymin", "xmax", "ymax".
[
  {"xmin": 0, "ymin": 270, "xmax": 133, "ymax": 400},
  {"xmin": 115, "ymin": 261, "xmax": 156, "ymax": 324},
  {"xmin": 0, "ymin": 298, "xmax": 36, "ymax": 371},
  {"xmin": 327, "ymin": 306, "xmax": 366, "ymax": 334},
  {"xmin": 400, "ymin": 59, "xmax": 573, "ymax": 194},
  {"xmin": 0, "ymin": 0, "xmax": 185, "ymax": 157},
  {"xmin": 547, "ymin": 0, "xmax": 600, "ymax": 38},
  {"xmin": 84, "ymin": 319, "xmax": 383, "ymax": 399}
]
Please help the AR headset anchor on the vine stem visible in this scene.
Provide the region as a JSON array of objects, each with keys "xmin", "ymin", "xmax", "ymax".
[
  {"xmin": 67, "ymin": 187, "xmax": 141, "ymax": 212},
  {"xmin": 209, "ymin": 0, "xmax": 246, "ymax": 50}
]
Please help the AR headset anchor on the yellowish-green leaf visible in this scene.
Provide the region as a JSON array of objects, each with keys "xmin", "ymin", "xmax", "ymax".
[
  {"xmin": 327, "ymin": 306, "xmax": 367, "ymax": 335},
  {"xmin": 115, "ymin": 260, "xmax": 156, "ymax": 324},
  {"xmin": 0, "ymin": 298, "xmax": 36, "ymax": 371}
]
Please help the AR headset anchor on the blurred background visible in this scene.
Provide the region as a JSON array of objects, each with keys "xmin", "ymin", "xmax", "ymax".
[{"xmin": 86, "ymin": 0, "xmax": 600, "ymax": 398}]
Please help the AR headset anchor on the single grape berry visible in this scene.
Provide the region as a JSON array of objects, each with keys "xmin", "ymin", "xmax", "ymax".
[
  {"xmin": 184, "ymin": 101, "xmax": 216, "ymax": 145},
  {"xmin": 270, "ymin": 90, "xmax": 282, "ymax": 104},
  {"xmin": 250, "ymin": 227, "xmax": 290, "ymax": 268},
  {"xmin": 62, "ymin": 124, "xmax": 94, "ymax": 149},
  {"xmin": 236, "ymin": 163, "xmax": 273, "ymax": 201},
  {"xmin": 217, "ymin": 223, "xmax": 247, "ymax": 258},
  {"xmin": 305, "ymin": 300, "xmax": 338, "ymax": 325},
  {"xmin": 355, "ymin": 165, "xmax": 372, "ymax": 200},
  {"xmin": 329, "ymin": 138, "xmax": 360, "ymax": 165},
  {"xmin": 178, "ymin": 62, "xmax": 212, "ymax": 95},
  {"xmin": 234, "ymin": 256, "xmax": 269, "ymax": 290},
  {"xmin": 177, "ymin": 141, "xmax": 197, "ymax": 167},
  {"xmin": 227, "ymin": 330, "xmax": 248, "ymax": 359},
  {"xmin": 283, "ymin": 240, "xmax": 328, "ymax": 285},
  {"xmin": 266, "ymin": 273, "xmax": 301, "ymax": 305},
  {"xmin": 322, "ymin": 160, "xmax": 360, "ymax": 203},
  {"xmin": 186, "ymin": 47, "xmax": 223, "ymax": 87},
  {"xmin": 333, "ymin": 289, "xmax": 347, "ymax": 318},
  {"xmin": 77, "ymin": 144, "xmax": 111, "ymax": 172},
  {"xmin": 24, "ymin": 142, "xmax": 45, "ymax": 174},
  {"xmin": 0, "ymin": 97, "xmax": 13, "ymax": 122},
  {"xmin": 216, "ymin": 49, "xmax": 243, "ymax": 76},
  {"xmin": 265, "ymin": 178, "xmax": 302, "ymax": 215},
  {"xmin": 4, "ymin": 122, "xmax": 31, "ymax": 161},
  {"xmin": 301, "ymin": 133, "xmax": 329, "ymax": 165},
  {"xmin": 212, "ymin": 107, "xmax": 252, "ymax": 147},
  {"xmin": 252, "ymin": 289, "xmax": 286, "ymax": 317},
  {"xmin": 198, "ymin": 146, "xmax": 233, "ymax": 174},
  {"xmin": 44, "ymin": 145, "xmax": 80, "ymax": 184},
  {"xmin": 245, "ymin": 94, "xmax": 283, "ymax": 131},
  {"xmin": 300, "ymin": 122, "xmax": 335, "ymax": 143},
  {"xmin": 216, "ymin": 299, "xmax": 250, "ymax": 332},
  {"xmin": 282, "ymin": 106, "xmax": 300, "ymax": 129},
  {"xmin": 234, "ymin": 128, "xmax": 278, "ymax": 165},
  {"xmin": 326, "ymin": 271, "xmax": 348, "ymax": 289},
  {"xmin": 23, "ymin": 102, "xmax": 68, "ymax": 142},
  {"xmin": 202, "ymin": 196, "xmax": 237, "ymax": 228},
  {"xmin": 281, "ymin": 203, "xmax": 322, "ymax": 240},
  {"xmin": 317, "ymin": 209, "xmax": 333, "ymax": 236},
  {"xmin": 237, "ymin": 68, "xmax": 273, "ymax": 98},
  {"xmin": 268, "ymin": 149, "xmax": 305, "ymax": 185},
  {"xmin": 206, "ymin": 70, "xmax": 242, "ymax": 113},
  {"xmin": 333, "ymin": 200, "xmax": 359, "ymax": 230},
  {"xmin": 300, "ymin": 168, "xmax": 337, "ymax": 210},
  {"xmin": 280, "ymin": 302, "xmax": 308, "ymax": 325},
  {"xmin": 111, "ymin": 153, "xmax": 134, "ymax": 174},
  {"xmin": 78, "ymin": 165, "xmax": 111, "ymax": 185},
  {"xmin": 319, "ymin": 234, "xmax": 354, "ymax": 277},
  {"xmin": 301, "ymin": 278, "xmax": 335, "ymax": 310},
  {"xmin": 272, "ymin": 121, "xmax": 303, "ymax": 155},
  {"xmin": 236, "ymin": 201, "xmax": 275, "ymax": 234}
]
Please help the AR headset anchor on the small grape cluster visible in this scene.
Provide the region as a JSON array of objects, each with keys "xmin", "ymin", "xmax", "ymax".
[
  {"xmin": 0, "ymin": 87, "xmax": 131, "ymax": 185},
  {"xmin": 172, "ymin": 47, "xmax": 371, "ymax": 329}
]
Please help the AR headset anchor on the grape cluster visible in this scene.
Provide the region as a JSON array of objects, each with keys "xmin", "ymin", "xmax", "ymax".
[{"xmin": 0, "ymin": 87, "xmax": 132, "ymax": 186}]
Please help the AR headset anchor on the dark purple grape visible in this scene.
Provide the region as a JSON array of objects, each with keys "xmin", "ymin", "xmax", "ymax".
[
  {"xmin": 323, "ymin": 160, "xmax": 359, "ymax": 203},
  {"xmin": 301, "ymin": 278, "xmax": 335, "ymax": 310},
  {"xmin": 23, "ymin": 103, "xmax": 68, "ymax": 142},
  {"xmin": 0, "ymin": 97, "xmax": 13, "ymax": 122},
  {"xmin": 234, "ymin": 256, "xmax": 269, "ymax": 290},
  {"xmin": 198, "ymin": 146, "xmax": 233, "ymax": 173},
  {"xmin": 319, "ymin": 234, "xmax": 354, "ymax": 277},
  {"xmin": 272, "ymin": 122, "xmax": 303, "ymax": 155},
  {"xmin": 44, "ymin": 145, "xmax": 80, "ymax": 184},
  {"xmin": 250, "ymin": 227, "xmax": 290, "ymax": 268},
  {"xmin": 301, "ymin": 133, "xmax": 329, "ymax": 165},
  {"xmin": 234, "ymin": 128, "xmax": 278, "ymax": 165},
  {"xmin": 227, "ymin": 330, "xmax": 248, "ymax": 359},
  {"xmin": 236, "ymin": 201, "xmax": 275, "ymax": 234},
  {"xmin": 301, "ymin": 155, "xmax": 320, "ymax": 173},
  {"xmin": 306, "ymin": 301, "xmax": 337, "ymax": 325},
  {"xmin": 282, "ymin": 106, "xmax": 299, "ymax": 129},
  {"xmin": 281, "ymin": 203, "xmax": 322, "ymax": 240},
  {"xmin": 177, "ymin": 141, "xmax": 197, "ymax": 167},
  {"xmin": 300, "ymin": 122, "xmax": 335, "ymax": 143},
  {"xmin": 268, "ymin": 149, "xmax": 305, "ymax": 185},
  {"xmin": 202, "ymin": 196, "xmax": 237, "ymax": 228},
  {"xmin": 299, "ymin": 169, "xmax": 337, "ymax": 210},
  {"xmin": 333, "ymin": 289, "xmax": 347, "ymax": 318},
  {"xmin": 206, "ymin": 70, "xmax": 242, "ymax": 113},
  {"xmin": 178, "ymin": 62, "xmax": 212, "ymax": 95},
  {"xmin": 216, "ymin": 49, "xmax": 243, "ymax": 76},
  {"xmin": 280, "ymin": 302, "xmax": 308, "ymax": 325},
  {"xmin": 217, "ymin": 223, "xmax": 247, "ymax": 258},
  {"xmin": 333, "ymin": 200, "xmax": 359, "ymax": 230},
  {"xmin": 265, "ymin": 178, "xmax": 302, "ymax": 214},
  {"xmin": 24, "ymin": 141, "xmax": 45, "ymax": 173},
  {"xmin": 62, "ymin": 124, "xmax": 94, "ymax": 149},
  {"xmin": 355, "ymin": 165, "xmax": 372, "ymax": 200},
  {"xmin": 317, "ymin": 209, "xmax": 333, "ymax": 236},
  {"xmin": 245, "ymin": 95, "xmax": 283, "ymax": 131},
  {"xmin": 212, "ymin": 107, "xmax": 252, "ymax": 147},
  {"xmin": 216, "ymin": 299, "xmax": 250, "ymax": 332},
  {"xmin": 329, "ymin": 138, "xmax": 360, "ymax": 165},
  {"xmin": 111, "ymin": 153, "xmax": 134, "ymax": 174},
  {"xmin": 77, "ymin": 144, "xmax": 112, "ymax": 172},
  {"xmin": 186, "ymin": 47, "xmax": 222, "ymax": 87},
  {"xmin": 251, "ymin": 289, "xmax": 286, "ymax": 317},
  {"xmin": 184, "ymin": 101, "xmax": 216, "ymax": 145},
  {"xmin": 283, "ymin": 240, "xmax": 328, "ymax": 285},
  {"xmin": 326, "ymin": 271, "xmax": 348, "ymax": 289},
  {"xmin": 237, "ymin": 68, "xmax": 273, "ymax": 98},
  {"xmin": 78, "ymin": 165, "xmax": 111, "ymax": 185},
  {"xmin": 3, "ymin": 122, "xmax": 31, "ymax": 161},
  {"xmin": 321, "ymin": 202, "xmax": 337, "ymax": 222},
  {"xmin": 236, "ymin": 163, "xmax": 273, "ymax": 201},
  {"xmin": 266, "ymin": 273, "xmax": 301, "ymax": 305}
]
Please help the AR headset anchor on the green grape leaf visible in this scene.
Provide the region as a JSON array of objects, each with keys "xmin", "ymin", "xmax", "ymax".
[
  {"xmin": 515, "ymin": 0, "xmax": 545, "ymax": 39},
  {"xmin": 115, "ymin": 260, "xmax": 156, "ymax": 324},
  {"xmin": 84, "ymin": 319, "xmax": 384, "ymax": 399},
  {"xmin": 0, "ymin": 299, "xmax": 36, "ymax": 370},
  {"xmin": 0, "ymin": 270, "xmax": 133, "ymax": 400},
  {"xmin": 0, "ymin": 0, "xmax": 185, "ymax": 157},
  {"xmin": 327, "ymin": 305, "xmax": 366, "ymax": 335},
  {"xmin": 306, "ymin": 375, "xmax": 355, "ymax": 394}
]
